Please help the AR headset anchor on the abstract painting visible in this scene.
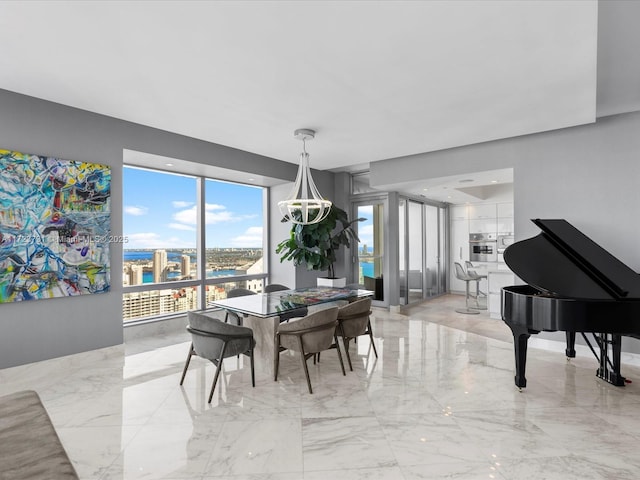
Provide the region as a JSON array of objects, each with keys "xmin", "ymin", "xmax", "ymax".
[{"xmin": 0, "ymin": 149, "xmax": 111, "ymax": 302}]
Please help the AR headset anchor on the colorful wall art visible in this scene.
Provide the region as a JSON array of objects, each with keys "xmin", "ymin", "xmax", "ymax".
[{"xmin": 0, "ymin": 149, "xmax": 111, "ymax": 303}]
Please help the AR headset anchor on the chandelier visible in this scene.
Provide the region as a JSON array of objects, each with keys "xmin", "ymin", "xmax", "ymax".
[{"xmin": 278, "ymin": 129, "xmax": 332, "ymax": 225}]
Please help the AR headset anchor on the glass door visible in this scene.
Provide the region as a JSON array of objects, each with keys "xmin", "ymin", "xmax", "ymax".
[
  {"xmin": 407, "ymin": 200, "xmax": 424, "ymax": 303},
  {"xmin": 425, "ymin": 204, "xmax": 445, "ymax": 297},
  {"xmin": 399, "ymin": 198, "xmax": 446, "ymax": 305}
]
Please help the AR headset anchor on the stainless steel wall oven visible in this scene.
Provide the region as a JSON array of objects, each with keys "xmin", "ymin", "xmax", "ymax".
[{"xmin": 469, "ymin": 233, "xmax": 497, "ymax": 262}]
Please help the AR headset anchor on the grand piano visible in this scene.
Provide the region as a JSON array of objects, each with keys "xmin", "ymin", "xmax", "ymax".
[{"xmin": 502, "ymin": 219, "xmax": 640, "ymax": 389}]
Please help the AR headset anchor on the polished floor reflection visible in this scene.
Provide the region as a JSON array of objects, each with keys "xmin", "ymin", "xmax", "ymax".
[{"xmin": 3, "ymin": 294, "xmax": 640, "ymax": 479}]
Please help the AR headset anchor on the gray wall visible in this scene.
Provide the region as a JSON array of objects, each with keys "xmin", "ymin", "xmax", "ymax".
[
  {"xmin": 0, "ymin": 89, "xmax": 302, "ymax": 368},
  {"xmin": 371, "ymin": 111, "xmax": 640, "ymax": 269},
  {"xmin": 269, "ymin": 173, "xmax": 337, "ymax": 289},
  {"xmin": 371, "ymin": 110, "xmax": 640, "ymax": 348}
]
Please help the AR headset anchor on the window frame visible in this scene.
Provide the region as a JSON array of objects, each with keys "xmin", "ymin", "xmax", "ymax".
[{"xmin": 122, "ymin": 165, "xmax": 268, "ymax": 324}]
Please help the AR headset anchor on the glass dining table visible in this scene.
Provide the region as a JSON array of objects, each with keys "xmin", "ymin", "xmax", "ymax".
[{"xmin": 207, "ymin": 286, "xmax": 373, "ymax": 376}]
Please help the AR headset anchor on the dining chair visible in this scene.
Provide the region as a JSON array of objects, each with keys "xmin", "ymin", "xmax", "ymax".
[
  {"xmin": 334, "ymin": 297, "xmax": 377, "ymax": 371},
  {"xmin": 224, "ymin": 288, "xmax": 257, "ymax": 324},
  {"xmin": 264, "ymin": 283, "xmax": 308, "ymax": 322},
  {"xmin": 263, "ymin": 283, "xmax": 290, "ymax": 293},
  {"xmin": 274, "ymin": 306, "xmax": 345, "ymax": 394},
  {"xmin": 180, "ymin": 311, "xmax": 255, "ymax": 403}
]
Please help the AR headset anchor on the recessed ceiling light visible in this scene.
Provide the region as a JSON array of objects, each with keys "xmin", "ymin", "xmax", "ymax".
[
  {"xmin": 165, "ymin": 163, "xmax": 173, "ymax": 167},
  {"xmin": 423, "ymin": 188, "xmax": 428, "ymax": 191},
  {"xmin": 248, "ymin": 178, "xmax": 255, "ymax": 181},
  {"xmin": 491, "ymin": 180, "xmax": 498, "ymax": 183},
  {"xmin": 447, "ymin": 195, "xmax": 452, "ymax": 199},
  {"xmin": 459, "ymin": 179, "xmax": 474, "ymax": 183}
]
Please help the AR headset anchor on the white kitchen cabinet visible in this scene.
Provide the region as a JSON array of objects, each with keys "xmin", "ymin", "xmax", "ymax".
[
  {"xmin": 497, "ymin": 202, "xmax": 514, "ymax": 233},
  {"xmin": 469, "ymin": 218, "xmax": 498, "ymax": 235},
  {"xmin": 450, "ymin": 218, "xmax": 469, "ymax": 292},
  {"xmin": 488, "ymin": 270, "xmax": 515, "ymax": 319},
  {"xmin": 497, "ymin": 218, "xmax": 514, "ymax": 234},
  {"xmin": 497, "ymin": 202, "xmax": 514, "ymax": 218},
  {"xmin": 468, "ymin": 204, "xmax": 496, "ymax": 219},
  {"xmin": 450, "ymin": 205, "xmax": 468, "ymax": 221}
]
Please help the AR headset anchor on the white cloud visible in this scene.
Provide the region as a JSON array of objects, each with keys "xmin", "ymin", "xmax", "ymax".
[
  {"xmin": 172, "ymin": 204, "xmax": 257, "ymax": 226},
  {"xmin": 359, "ymin": 225, "xmax": 374, "ymax": 235},
  {"xmin": 244, "ymin": 226, "xmax": 263, "ymax": 236},
  {"xmin": 357, "ymin": 225, "xmax": 374, "ymax": 246},
  {"xmin": 173, "ymin": 206, "xmax": 197, "ymax": 225},
  {"xmin": 230, "ymin": 226, "xmax": 264, "ymax": 248},
  {"xmin": 205, "ymin": 203, "xmax": 226, "ymax": 211},
  {"xmin": 172, "ymin": 200, "xmax": 193, "ymax": 208},
  {"xmin": 168, "ymin": 223, "xmax": 196, "ymax": 231},
  {"xmin": 358, "ymin": 205, "xmax": 374, "ymax": 215},
  {"xmin": 124, "ymin": 205, "xmax": 148, "ymax": 216}
]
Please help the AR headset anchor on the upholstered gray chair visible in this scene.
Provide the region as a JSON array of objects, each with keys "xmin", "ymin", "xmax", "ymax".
[
  {"xmin": 264, "ymin": 283, "xmax": 308, "ymax": 322},
  {"xmin": 263, "ymin": 283, "xmax": 290, "ymax": 293},
  {"xmin": 180, "ymin": 310, "xmax": 255, "ymax": 403},
  {"xmin": 224, "ymin": 288, "xmax": 257, "ymax": 324},
  {"xmin": 274, "ymin": 306, "xmax": 345, "ymax": 394},
  {"xmin": 335, "ymin": 297, "xmax": 377, "ymax": 371}
]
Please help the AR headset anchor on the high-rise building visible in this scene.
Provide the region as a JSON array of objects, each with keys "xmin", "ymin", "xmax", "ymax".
[
  {"xmin": 128, "ymin": 264, "xmax": 143, "ymax": 285},
  {"xmin": 181, "ymin": 254, "xmax": 191, "ymax": 279},
  {"xmin": 153, "ymin": 249, "xmax": 167, "ymax": 283}
]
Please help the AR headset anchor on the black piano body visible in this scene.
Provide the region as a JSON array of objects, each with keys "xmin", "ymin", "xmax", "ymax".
[{"xmin": 502, "ymin": 219, "xmax": 640, "ymax": 389}]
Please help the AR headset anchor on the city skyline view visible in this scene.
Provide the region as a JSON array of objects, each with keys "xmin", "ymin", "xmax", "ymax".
[{"xmin": 123, "ymin": 166, "xmax": 264, "ymax": 250}]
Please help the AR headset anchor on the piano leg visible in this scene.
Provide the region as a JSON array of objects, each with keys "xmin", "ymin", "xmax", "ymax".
[
  {"xmin": 565, "ymin": 332, "xmax": 576, "ymax": 359},
  {"xmin": 596, "ymin": 333, "xmax": 626, "ymax": 387},
  {"xmin": 507, "ymin": 325, "xmax": 531, "ymax": 389}
]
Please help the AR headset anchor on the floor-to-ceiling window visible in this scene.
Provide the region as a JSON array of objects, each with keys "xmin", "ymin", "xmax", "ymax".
[
  {"xmin": 122, "ymin": 165, "xmax": 266, "ymax": 323},
  {"xmin": 354, "ymin": 200, "xmax": 385, "ymax": 301}
]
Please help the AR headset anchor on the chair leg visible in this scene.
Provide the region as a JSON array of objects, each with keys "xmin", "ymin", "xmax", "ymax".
[
  {"xmin": 338, "ymin": 323, "xmax": 353, "ymax": 371},
  {"xmin": 334, "ymin": 335, "xmax": 346, "ymax": 376},
  {"xmin": 465, "ymin": 280, "xmax": 471, "ymax": 308},
  {"xmin": 367, "ymin": 320, "xmax": 378, "ymax": 358},
  {"xmin": 250, "ymin": 346, "xmax": 256, "ymax": 388},
  {"xmin": 297, "ymin": 337, "xmax": 313, "ymax": 394},
  {"xmin": 343, "ymin": 337, "xmax": 353, "ymax": 371},
  {"xmin": 274, "ymin": 333, "xmax": 281, "ymax": 382},
  {"xmin": 179, "ymin": 343, "xmax": 195, "ymax": 385},
  {"xmin": 208, "ymin": 341, "xmax": 228, "ymax": 403}
]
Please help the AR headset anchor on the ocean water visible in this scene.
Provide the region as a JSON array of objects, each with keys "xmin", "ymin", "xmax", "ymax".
[
  {"xmin": 124, "ymin": 251, "xmax": 196, "ymax": 262},
  {"xmin": 360, "ymin": 261, "xmax": 374, "ymax": 278},
  {"xmin": 125, "ymin": 251, "xmax": 237, "ymax": 284},
  {"xmin": 140, "ymin": 269, "xmax": 237, "ymax": 283}
]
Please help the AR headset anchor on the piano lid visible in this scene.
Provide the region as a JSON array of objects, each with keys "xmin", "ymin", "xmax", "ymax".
[{"xmin": 503, "ymin": 219, "xmax": 640, "ymax": 300}]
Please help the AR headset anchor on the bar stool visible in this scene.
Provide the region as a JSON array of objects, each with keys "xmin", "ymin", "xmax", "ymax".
[
  {"xmin": 465, "ymin": 261, "xmax": 488, "ymax": 304},
  {"xmin": 454, "ymin": 262, "xmax": 481, "ymax": 314}
]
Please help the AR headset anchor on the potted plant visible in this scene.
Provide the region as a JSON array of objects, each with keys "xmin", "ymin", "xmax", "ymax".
[{"xmin": 276, "ymin": 205, "xmax": 363, "ymax": 287}]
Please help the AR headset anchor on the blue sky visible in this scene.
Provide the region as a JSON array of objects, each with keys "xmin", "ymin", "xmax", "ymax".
[
  {"xmin": 356, "ymin": 205, "xmax": 374, "ymax": 251},
  {"xmin": 123, "ymin": 167, "xmax": 263, "ymax": 249}
]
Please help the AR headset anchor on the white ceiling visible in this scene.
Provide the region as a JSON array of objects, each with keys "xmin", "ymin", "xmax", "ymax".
[
  {"xmin": 393, "ymin": 168, "xmax": 514, "ymax": 205},
  {"xmin": 0, "ymin": 0, "xmax": 598, "ymax": 178}
]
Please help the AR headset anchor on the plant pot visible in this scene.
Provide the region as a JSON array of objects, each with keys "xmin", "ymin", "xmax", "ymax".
[{"xmin": 317, "ymin": 277, "xmax": 346, "ymax": 288}]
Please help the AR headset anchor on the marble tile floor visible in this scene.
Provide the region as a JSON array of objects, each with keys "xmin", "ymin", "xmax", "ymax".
[{"xmin": 3, "ymin": 294, "xmax": 640, "ymax": 479}]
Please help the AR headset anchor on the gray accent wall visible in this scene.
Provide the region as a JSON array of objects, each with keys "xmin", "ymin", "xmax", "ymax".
[
  {"xmin": 371, "ymin": 112, "xmax": 640, "ymax": 269},
  {"xmin": 371, "ymin": 111, "xmax": 640, "ymax": 348},
  {"xmin": 0, "ymin": 89, "xmax": 303, "ymax": 368}
]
